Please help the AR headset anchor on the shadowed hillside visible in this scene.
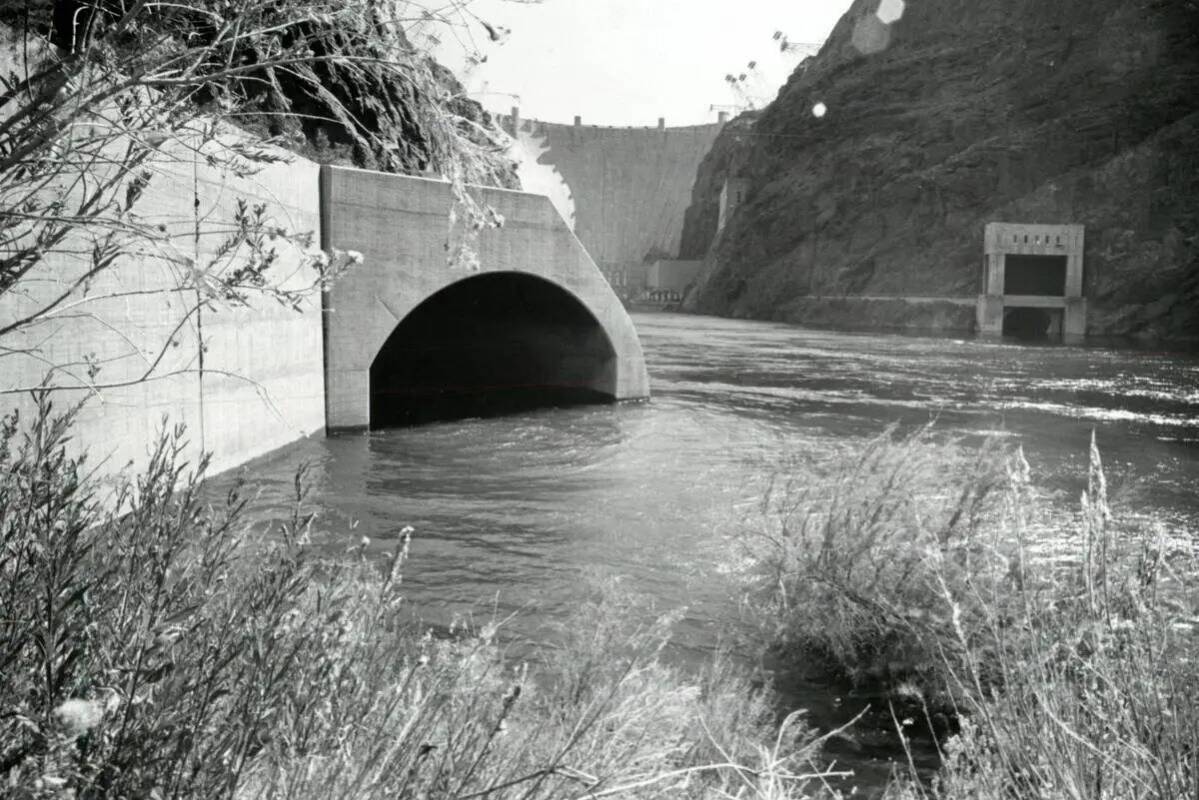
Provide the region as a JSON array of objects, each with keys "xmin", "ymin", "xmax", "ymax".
[{"xmin": 682, "ymin": 0, "xmax": 1199, "ymax": 343}]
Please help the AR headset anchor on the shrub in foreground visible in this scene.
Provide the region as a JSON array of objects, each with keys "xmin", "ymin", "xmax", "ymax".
[
  {"xmin": 746, "ymin": 426, "xmax": 1199, "ymax": 799},
  {"xmin": 890, "ymin": 439, "xmax": 1199, "ymax": 799},
  {"xmin": 745, "ymin": 426, "xmax": 1010, "ymax": 701},
  {"xmin": 0, "ymin": 397, "xmax": 844, "ymax": 799}
]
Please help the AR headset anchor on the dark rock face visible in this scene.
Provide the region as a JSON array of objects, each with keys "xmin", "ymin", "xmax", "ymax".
[
  {"xmin": 678, "ymin": 113, "xmax": 759, "ymax": 259},
  {"xmin": 684, "ymin": 0, "xmax": 1199, "ymax": 343}
]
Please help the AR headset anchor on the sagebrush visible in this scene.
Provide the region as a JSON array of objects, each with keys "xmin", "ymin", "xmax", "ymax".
[{"xmin": 1, "ymin": 395, "xmax": 848, "ymax": 800}]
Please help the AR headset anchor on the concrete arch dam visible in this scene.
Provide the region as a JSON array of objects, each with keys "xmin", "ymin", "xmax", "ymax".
[
  {"xmin": 499, "ymin": 114, "xmax": 726, "ymax": 274},
  {"xmin": 320, "ymin": 165, "xmax": 650, "ymax": 430}
]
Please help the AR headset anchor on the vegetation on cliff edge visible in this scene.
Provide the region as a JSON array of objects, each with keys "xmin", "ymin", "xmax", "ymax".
[{"xmin": 1, "ymin": 0, "xmax": 516, "ymax": 184}]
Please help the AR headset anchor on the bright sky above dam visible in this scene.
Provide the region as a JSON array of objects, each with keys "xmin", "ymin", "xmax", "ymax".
[{"xmin": 431, "ymin": 0, "xmax": 851, "ymax": 126}]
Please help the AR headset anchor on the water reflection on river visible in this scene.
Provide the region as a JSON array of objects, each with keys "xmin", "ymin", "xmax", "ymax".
[{"xmin": 231, "ymin": 312, "xmax": 1199, "ymax": 792}]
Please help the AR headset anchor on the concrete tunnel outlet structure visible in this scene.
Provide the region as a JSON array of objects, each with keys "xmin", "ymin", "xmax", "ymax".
[{"xmin": 319, "ymin": 165, "xmax": 651, "ymax": 430}]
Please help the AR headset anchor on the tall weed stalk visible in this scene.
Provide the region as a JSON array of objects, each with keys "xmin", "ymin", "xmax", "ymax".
[
  {"xmin": 746, "ymin": 425, "xmax": 1007, "ymax": 699},
  {"xmin": 904, "ymin": 436, "xmax": 1199, "ymax": 800},
  {"xmin": 744, "ymin": 425, "xmax": 1199, "ymax": 799}
]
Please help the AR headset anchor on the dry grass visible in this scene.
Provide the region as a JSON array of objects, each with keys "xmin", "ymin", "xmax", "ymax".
[
  {"xmin": 744, "ymin": 426, "xmax": 1009, "ymax": 700},
  {"xmin": 743, "ymin": 426, "xmax": 1199, "ymax": 799}
]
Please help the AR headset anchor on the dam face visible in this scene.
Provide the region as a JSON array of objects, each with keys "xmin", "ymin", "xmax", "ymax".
[{"xmin": 499, "ymin": 113, "xmax": 724, "ymax": 287}]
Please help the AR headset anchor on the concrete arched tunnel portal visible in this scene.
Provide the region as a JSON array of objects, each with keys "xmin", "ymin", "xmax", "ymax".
[
  {"xmin": 320, "ymin": 165, "xmax": 650, "ymax": 431},
  {"xmin": 370, "ymin": 273, "xmax": 618, "ymax": 427}
]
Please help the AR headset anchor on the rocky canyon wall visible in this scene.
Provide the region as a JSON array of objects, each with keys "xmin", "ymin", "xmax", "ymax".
[{"xmin": 682, "ymin": 0, "xmax": 1199, "ymax": 343}]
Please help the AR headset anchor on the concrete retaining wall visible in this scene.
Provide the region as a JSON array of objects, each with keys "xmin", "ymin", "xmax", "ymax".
[
  {"xmin": 0, "ymin": 138, "xmax": 325, "ymax": 485},
  {"xmin": 3, "ymin": 88, "xmax": 659, "ymax": 478}
]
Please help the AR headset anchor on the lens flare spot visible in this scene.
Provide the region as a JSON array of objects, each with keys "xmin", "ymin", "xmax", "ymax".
[
  {"xmin": 812, "ymin": 102, "xmax": 828, "ymax": 118},
  {"xmin": 876, "ymin": 0, "xmax": 906, "ymax": 25},
  {"xmin": 851, "ymin": 14, "xmax": 892, "ymax": 55}
]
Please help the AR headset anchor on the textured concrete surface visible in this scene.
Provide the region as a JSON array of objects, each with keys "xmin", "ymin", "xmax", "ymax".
[
  {"xmin": 599, "ymin": 263, "xmax": 649, "ymax": 295},
  {"xmin": 0, "ymin": 133, "xmax": 325, "ymax": 484},
  {"xmin": 499, "ymin": 114, "xmax": 724, "ymax": 273},
  {"xmin": 320, "ymin": 165, "xmax": 650, "ymax": 430},
  {"xmin": 192, "ymin": 142, "xmax": 326, "ymax": 474},
  {"xmin": 647, "ymin": 260, "xmax": 705, "ymax": 293}
]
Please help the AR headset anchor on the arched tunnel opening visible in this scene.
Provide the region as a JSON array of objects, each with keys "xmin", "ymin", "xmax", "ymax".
[
  {"xmin": 1002, "ymin": 307, "xmax": 1063, "ymax": 341},
  {"xmin": 370, "ymin": 272, "xmax": 619, "ymax": 427}
]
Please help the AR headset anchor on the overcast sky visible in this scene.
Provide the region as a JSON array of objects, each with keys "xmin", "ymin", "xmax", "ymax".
[{"xmin": 431, "ymin": 0, "xmax": 851, "ymax": 126}]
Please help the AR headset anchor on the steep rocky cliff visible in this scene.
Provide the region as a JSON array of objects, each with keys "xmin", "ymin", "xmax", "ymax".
[{"xmin": 684, "ymin": 0, "xmax": 1199, "ymax": 342}]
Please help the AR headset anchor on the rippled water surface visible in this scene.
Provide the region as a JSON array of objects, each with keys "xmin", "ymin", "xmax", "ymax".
[{"xmin": 232, "ymin": 312, "xmax": 1199, "ymax": 792}]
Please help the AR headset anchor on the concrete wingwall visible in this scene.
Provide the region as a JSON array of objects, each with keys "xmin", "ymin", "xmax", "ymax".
[
  {"xmin": 0, "ymin": 138, "xmax": 325, "ymax": 485},
  {"xmin": 499, "ymin": 115, "xmax": 725, "ymax": 274},
  {"xmin": 4, "ymin": 116, "xmax": 657, "ymax": 480}
]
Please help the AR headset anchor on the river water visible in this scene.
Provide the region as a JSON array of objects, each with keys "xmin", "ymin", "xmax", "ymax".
[{"xmin": 234, "ymin": 312, "xmax": 1199, "ymax": 792}]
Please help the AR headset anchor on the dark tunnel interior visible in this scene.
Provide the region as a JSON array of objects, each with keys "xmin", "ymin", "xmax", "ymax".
[
  {"xmin": 369, "ymin": 272, "xmax": 618, "ymax": 427},
  {"xmin": 1004, "ymin": 254, "xmax": 1068, "ymax": 296},
  {"xmin": 1003, "ymin": 307, "xmax": 1062, "ymax": 341}
]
